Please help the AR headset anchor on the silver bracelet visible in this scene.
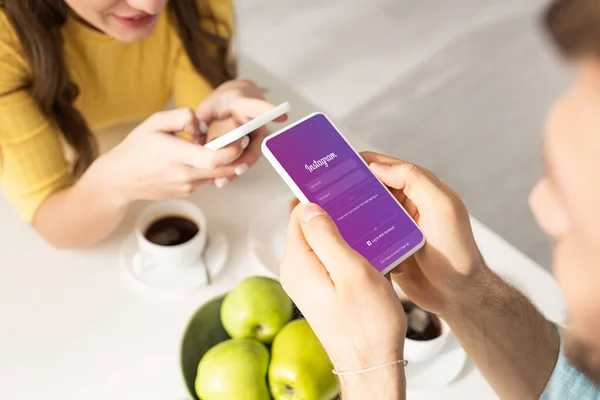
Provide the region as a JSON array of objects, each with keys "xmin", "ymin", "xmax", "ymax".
[{"xmin": 332, "ymin": 359, "xmax": 408, "ymax": 376}]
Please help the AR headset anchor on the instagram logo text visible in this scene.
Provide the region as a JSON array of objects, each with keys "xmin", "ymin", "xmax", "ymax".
[{"xmin": 305, "ymin": 152, "xmax": 338, "ymax": 173}]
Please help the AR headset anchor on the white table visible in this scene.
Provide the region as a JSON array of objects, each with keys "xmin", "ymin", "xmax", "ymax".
[{"xmin": 0, "ymin": 58, "xmax": 565, "ymax": 400}]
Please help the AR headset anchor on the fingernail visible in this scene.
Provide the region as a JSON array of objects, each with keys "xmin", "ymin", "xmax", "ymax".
[
  {"xmin": 300, "ymin": 203, "xmax": 325, "ymax": 223},
  {"xmin": 241, "ymin": 136, "xmax": 250, "ymax": 149},
  {"xmin": 393, "ymin": 266, "xmax": 405, "ymax": 276},
  {"xmin": 215, "ymin": 177, "xmax": 229, "ymax": 189},
  {"xmin": 235, "ymin": 163, "xmax": 248, "ymax": 176},
  {"xmin": 199, "ymin": 121, "xmax": 208, "ymax": 135},
  {"xmin": 371, "ymin": 162, "xmax": 391, "ymax": 171}
]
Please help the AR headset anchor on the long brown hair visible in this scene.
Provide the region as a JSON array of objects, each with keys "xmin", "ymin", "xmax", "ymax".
[
  {"xmin": 0, "ymin": 0, "xmax": 235, "ymax": 177},
  {"xmin": 544, "ymin": 0, "xmax": 600, "ymax": 58}
]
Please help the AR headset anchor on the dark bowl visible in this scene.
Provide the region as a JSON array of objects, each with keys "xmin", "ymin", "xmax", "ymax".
[
  {"xmin": 180, "ymin": 294, "xmax": 339, "ymax": 400},
  {"xmin": 180, "ymin": 294, "xmax": 230, "ymax": 400}
]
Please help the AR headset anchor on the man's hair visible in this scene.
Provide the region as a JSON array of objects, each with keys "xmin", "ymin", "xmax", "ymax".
[{"xmin": 544, "ymin": 0, "xmax": 600, "ymax": 58}]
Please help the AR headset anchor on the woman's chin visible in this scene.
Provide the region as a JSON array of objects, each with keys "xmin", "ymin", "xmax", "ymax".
[{"xmin": 105, "ymin": 21, "xmax": 159, "ymax": 43}]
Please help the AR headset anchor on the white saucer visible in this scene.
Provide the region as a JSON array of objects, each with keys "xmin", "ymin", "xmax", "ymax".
[
  {"xmin": 247, "ymin": 194, "xmax": 292, "ymax": 278},
  {"xmin": 119, "ymin": 224, "xmax": 228, "ymax": 290},
  {"xmin": 406, "ymin": 333, "xmax": 468, "ymax": 389}
]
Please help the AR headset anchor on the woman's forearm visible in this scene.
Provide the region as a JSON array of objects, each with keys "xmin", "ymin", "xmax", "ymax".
[{"xmin": 32, "ymin": 156, "xmax": 130, "ymax": 248}]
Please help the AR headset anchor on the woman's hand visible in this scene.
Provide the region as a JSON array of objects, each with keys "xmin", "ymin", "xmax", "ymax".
[
  {"xmin": 361, "ymin": 152, "xmax": 486, "ymax": 317},
  {"xmin": 195, "ymin": 79, "xmax": 288, "ymax": 187},
  {"xmin": 280, "ymin": 203, "xmax": 406, "ymax": 374},
  {"xmin": 97, "ymin": 108, "xmax": 240, "ymax": 205}
]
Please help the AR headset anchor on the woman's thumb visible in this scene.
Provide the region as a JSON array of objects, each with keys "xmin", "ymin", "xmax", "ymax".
[{"xmin": 194, "ymin": 95, "xmax": 218, "ymax": 126}]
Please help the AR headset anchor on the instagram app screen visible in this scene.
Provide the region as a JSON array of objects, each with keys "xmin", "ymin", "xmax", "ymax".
[{"xmin": 264, "ymin": 113, "xmax": 424, "ymax": 272}]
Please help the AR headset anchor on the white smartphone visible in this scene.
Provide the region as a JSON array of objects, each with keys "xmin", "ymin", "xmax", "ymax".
[
  {"xmin": 204, "ymin": 101, "xmax": 291, "ymax": 150},
  {"xmin": 261, "ymin": 113, "xmax": 425, "ymax": 275}
]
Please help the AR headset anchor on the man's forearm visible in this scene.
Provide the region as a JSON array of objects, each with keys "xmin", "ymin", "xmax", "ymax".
[
  {"xmin": 442, "ymin": 266, "xmax": 560, "ymax": 399},
  {"xmin": 33, "ymin": 158, "xmax": 129, "ymax": 248},
  {"xmin": 339, "ymin": 364, "xmax": 406, "ymax": 400}
]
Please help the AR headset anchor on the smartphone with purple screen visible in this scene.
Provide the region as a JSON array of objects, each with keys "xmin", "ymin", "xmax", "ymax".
[{"xmin": 261, "ymin": 112, "xmax": 425, "ymax": 274}]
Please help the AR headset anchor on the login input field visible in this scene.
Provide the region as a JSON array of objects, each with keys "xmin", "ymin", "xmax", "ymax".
[
  {"xmin": 313, "ymin": 169, "xmax": 368, "ymax": 204},
  {"xmin": 306, "ymin": 158, "xmax": 358, "ymax": 192}
]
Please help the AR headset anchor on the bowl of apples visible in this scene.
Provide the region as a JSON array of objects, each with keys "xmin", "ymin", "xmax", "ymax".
[{"xmin": 180, "ymin": 276, "xmax": 340, "ymax": 400}]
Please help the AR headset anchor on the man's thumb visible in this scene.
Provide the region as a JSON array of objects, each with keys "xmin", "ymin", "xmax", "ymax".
[{"xmin": 299, "ymin": 203, "xmax": 366, "ymax": 279}]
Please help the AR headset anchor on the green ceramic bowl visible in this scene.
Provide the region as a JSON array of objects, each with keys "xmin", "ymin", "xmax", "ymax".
[
  {"xmin": 180, "ymin": 294, "xmax": 230, "ymax": 400},
  {"xmin": 180, "ymin": 294, "xmax": 339, "ymax": 400}
]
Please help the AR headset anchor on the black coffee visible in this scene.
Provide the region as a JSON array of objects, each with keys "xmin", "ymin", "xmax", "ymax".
[
  {"xmin": 144, "ymin": 216, "xmax": 199, "ymax": 246},
  {"xmin": 401, "ymin": 301, "xmax": 442, "ymax": 341}
]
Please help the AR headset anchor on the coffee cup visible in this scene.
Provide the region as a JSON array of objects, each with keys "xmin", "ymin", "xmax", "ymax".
[
  {"xmin": 395, "ymin": 287, "xmax": 451, "ymax": 363},
  {"xmin": 133, "ymin": 199, "xmax": 208, "ymax": 275}
]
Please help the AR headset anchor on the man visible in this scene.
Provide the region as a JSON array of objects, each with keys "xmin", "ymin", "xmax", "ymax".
[{"xmin": 279, "ymin": 0, "xmax": 600, "ymax": 398}]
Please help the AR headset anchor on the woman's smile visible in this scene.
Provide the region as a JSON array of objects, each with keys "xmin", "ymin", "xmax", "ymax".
[{"xmin": 112, "ymin": 12, "xmax": 156, "ymax": 28}]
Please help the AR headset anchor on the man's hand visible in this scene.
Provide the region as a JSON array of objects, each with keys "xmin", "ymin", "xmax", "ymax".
[
  {"xmin": 280, "ymin": 203, "xmax": 406, "ymax": 400},
  {"xmin": 362, "ymin": 151, "xmax": 559, "ymax": 399},
  {"xmin": 361, "ymin": 151, "xmax": 484, "ymax": 316}
]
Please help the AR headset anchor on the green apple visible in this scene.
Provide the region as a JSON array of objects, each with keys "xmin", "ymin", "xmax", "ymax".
[
  {"xmin": 220, "ymin": 276, "xmax": 293, "ymax": 344},
  {"xmin": 195, "ymin": 338, "xmax": 270, "ymax": 400},
  {"xmin": 269, "ymin": 319, "xmax": 339, "ymax": 400}
]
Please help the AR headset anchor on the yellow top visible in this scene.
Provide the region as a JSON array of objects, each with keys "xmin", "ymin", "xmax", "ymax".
[{"xmin": 0, "ymin": 2, "xmax": 233, "ymax": 221}]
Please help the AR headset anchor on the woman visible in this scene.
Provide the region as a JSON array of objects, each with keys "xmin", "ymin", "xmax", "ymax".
[{"xmin": 0, "ymin": 0, "xmax": 286, "ymax": 248}]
